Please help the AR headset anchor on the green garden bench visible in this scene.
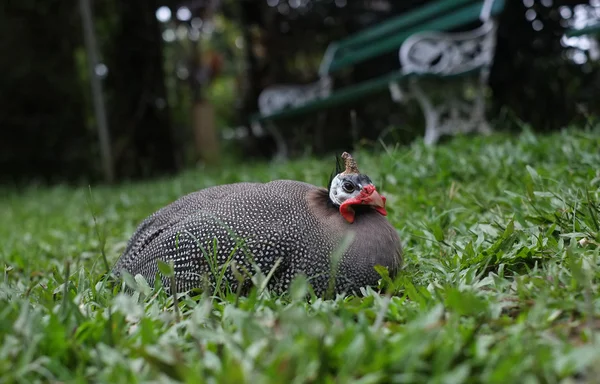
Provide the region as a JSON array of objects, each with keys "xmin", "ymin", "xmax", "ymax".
[{"xmin": 250, "ymin": 0, "xmax": 505, "ymax": 154}]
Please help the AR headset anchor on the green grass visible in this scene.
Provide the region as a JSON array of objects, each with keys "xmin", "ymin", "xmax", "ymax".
[{"xmin": 1, "ymin": 127, "xmax": 600, "ymax": 383}]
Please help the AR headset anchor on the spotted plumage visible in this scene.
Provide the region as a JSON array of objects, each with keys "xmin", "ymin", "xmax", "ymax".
[{"xmin": 113, "ymin": 153, "xmax": 402, "ymax": 297}]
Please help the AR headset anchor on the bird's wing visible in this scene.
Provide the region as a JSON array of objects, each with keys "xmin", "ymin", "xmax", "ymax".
[{"xmin": 115, "ymin": 182, "xmax": 262, "ymax": 273}]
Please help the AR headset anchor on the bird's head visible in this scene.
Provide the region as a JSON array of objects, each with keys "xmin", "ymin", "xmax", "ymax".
[{"xmin": 328, "ymin": 152, "xmax": 387, "ymax": 224}]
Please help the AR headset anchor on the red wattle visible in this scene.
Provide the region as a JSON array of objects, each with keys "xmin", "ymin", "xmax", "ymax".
[
  {"xmin": 338, "ymin": 188, "xmax": 388, "ymax": 222},
  {"xmin": 374, "ymin": 206, "xmax": 388, "ymax": 216},
  {"xmin": 376, "ymin": 195, "xmax": 388, "ymax": 216},
  {"xmin": 340, "ymin": 199, "xmax": 360, "ymax": 223}
]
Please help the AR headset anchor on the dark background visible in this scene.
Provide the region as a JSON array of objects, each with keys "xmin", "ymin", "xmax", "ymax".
[{"xmin": 1, "ymin": 0, "xmax": 598, "ymax": 185}]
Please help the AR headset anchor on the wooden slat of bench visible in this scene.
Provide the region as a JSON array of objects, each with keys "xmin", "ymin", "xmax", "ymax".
[
  {"xmin": 251, "ymin": 68, "xmax": 480, "ymax": 123},
  {"xmin": 250, "ymin": 72, "xmax": 406, "ymax": 122},
  {"xmin": 566, "ymin": 22, "xmax": 600, "ymax": 37},
  {"xmin": 328, "ymin": 0, "xmax": 504, "ymax": 73},
  {"xmin": 336, "ymin": 0, "xmax": 477, "ymax": 51}
]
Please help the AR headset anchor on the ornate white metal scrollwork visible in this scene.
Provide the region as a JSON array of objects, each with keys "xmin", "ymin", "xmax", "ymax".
[
  {"xmin": 399, "ymin": 21, "xmax": 498, "ymax": 76},
  {"xmin": 257, "ymin": 76, "xmax": 332, "ymax": 116},
  {"xmin": 408, "ymin": 80, "xmax": 491, "ymax": 145},
  {"xmin": 392, "ymin": 20, "xmax": 499, "ymax": 145}
]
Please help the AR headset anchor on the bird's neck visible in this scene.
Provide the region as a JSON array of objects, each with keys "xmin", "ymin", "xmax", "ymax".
[{"xmin": 307, "ymin": 188, "xmax": 342, "ymax": 217}]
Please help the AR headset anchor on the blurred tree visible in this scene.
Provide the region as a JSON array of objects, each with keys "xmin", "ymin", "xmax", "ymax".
[
  {"xmin": 0, "ymin": 0, "xmax": 182, "ymax": 184},
  {"xmin": 1, "ymin": 0, "xmax": 598, "ymax": 185},
  {"xmin": 0, "ymin": 0, "xmax": 92, "ymax": 184},
  {"xmin": 489, "ymin": 0, "xmax": 596, "ymax": 132},
  {"xmin": 151, "ymin": 0, "xmax": 231, "ymax": 166}
]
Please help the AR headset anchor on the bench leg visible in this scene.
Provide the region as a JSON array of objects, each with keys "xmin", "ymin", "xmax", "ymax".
[
  {"xmin": 264, "ymin": 121, "xmax": 288, "ymax": 161},
  {"xmin": 408, "ymin": 76, "xmax": 492, "ymax": 146},
  {"xmin": 313, "ymin": 111, "xmax": 328, "ymax": 154},
  {"xmin": 475, "ymin": 70, "xmax": 493, "ymax": 136},
  {"xmin": 251, "ymin": 120, "xmax": 289, "ymax": 161},
  {"xmin": 407, "ymin": 81, "xmax": 440, "ymax": 145}
]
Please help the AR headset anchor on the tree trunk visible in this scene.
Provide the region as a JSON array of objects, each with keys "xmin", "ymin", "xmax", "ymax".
[
  {"xmin": 188, "ymin": 7, "xmax": 221, "ymax": 166},
  {"xmin": 192, "ymin": 101, "xmax": 220, "ymax": 165},
  {"xmin": 104, "ymin": 0, "xmax": 177, "ymax": 180}
]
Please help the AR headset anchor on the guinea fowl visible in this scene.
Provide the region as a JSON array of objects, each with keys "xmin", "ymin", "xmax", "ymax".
[{"xmin": 113, "ymin": 152, "xmax": 402, "ymax": 297}]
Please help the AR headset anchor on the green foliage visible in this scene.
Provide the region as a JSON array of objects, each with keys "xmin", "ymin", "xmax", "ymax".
[{"xmin": 1, "ymin": 127, "xmax": 600, "ymax": 382}]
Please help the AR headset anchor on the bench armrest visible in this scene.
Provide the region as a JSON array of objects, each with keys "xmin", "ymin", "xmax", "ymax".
[
  {"xmin": 257, "ymin": 76, "xmax": 333, "ymax": 116},
  {"xmin": 318, "ymin": 43, "xmax": 339, "ymax": 77},
  {"xmin": 399, "ymin": 20, "xmax": 499, "ymax": 76}
]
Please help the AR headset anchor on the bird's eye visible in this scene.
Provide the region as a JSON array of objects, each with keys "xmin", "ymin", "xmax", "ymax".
[{"xmin": 342, "ymin": 181, "xmax": 354, "ymax": 193}]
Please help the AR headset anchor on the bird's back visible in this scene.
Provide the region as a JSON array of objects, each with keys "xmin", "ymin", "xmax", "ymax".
[{"xmin": 113, "ymin": 180, "xmax": 330, "ymax": 293}]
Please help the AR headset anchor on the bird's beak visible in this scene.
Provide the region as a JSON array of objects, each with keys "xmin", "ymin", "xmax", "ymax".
[
  {"xmin": 359, "ymin": 185, "xmax": 387, "ymax": 216},
  {"xmin": 339, "ymin": 184, "xmax": 388, "ymax": 223}
]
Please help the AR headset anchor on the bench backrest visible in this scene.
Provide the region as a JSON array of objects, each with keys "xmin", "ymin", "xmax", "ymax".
[{"xmin": 319, "ymin": 0, "xmax": 505, "ymax": 76}]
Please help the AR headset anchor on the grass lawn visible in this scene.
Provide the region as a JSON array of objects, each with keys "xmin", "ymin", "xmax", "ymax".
[{"xmin": 1, "ymin": 127, "xmax": 599, "ymax": 383}]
